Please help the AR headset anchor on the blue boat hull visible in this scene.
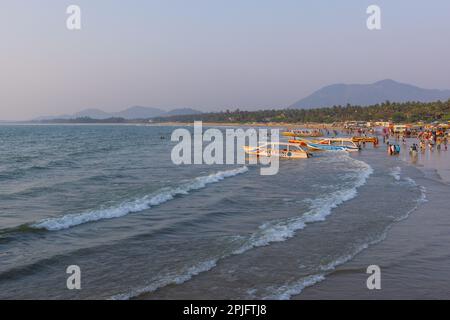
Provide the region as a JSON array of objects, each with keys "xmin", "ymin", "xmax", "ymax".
[{"xmin": 307, "ymin": 143, "xmax": 359, "ymax": 152}]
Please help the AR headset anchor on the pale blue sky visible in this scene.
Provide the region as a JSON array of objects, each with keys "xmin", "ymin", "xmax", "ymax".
[{"xmin": 1, "ymin": 0, "xmax": 450, "ymax": 120}]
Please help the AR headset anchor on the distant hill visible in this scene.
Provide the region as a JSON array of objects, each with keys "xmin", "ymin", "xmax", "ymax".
[
  {"xmin": 112, "ymin": 106, "xmax": 165, "ymax": 119},
  {"xmin": 290, "ymin": 79, "xmax": 450, "ymax": 109},
  {"xmin": 34, "ymin": 106, "xmax": 202, "ymax": 121},
  {"xmin": 74, "ymin": 108, "xmax": 112, "ymax": 119}
]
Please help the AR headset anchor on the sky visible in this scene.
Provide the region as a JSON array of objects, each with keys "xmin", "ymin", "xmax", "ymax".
[{"xmin": 1, "ymin": 0, "xmax": 450, "ymax": 120}]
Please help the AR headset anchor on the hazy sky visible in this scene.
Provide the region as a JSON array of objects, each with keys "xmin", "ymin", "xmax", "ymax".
[{"xmin": 1, "ymin": 0, "xmax": 450, "ymax": 120}]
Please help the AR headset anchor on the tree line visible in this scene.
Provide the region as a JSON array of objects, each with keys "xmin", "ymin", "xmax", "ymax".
[{"xmin": 153, "ymin": 100, "xmax": 450, "ymax": 124}]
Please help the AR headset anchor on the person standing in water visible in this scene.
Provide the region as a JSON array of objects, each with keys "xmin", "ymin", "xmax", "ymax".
[
  {"xmin": 420, "ymin": 139, "xmax": 426, "ymax": 152},
  {"xmin": 429, "ymin": 138, "xmax": 434, "ymax": 151}
]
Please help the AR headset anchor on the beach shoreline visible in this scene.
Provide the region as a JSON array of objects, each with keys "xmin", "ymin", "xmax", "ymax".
[
  {"xmin": 297, "ymin": 140, "xmax": 450, "ymax": 299},
  {"xmin": 143, "ymin": 124, "xmax": 450, "ymax": 299},
  {"xmin": 150, "ymin": 121, "xmax": 341, "ymax": 129},
  {"xmin": 1, "ymin": 124, "xmax": 449, "ymax": 299}
]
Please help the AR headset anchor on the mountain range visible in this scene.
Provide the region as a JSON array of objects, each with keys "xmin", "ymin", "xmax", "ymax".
[
  {"xmin": 29, "ymin": 80, "xmax": 450, "ymax": 121},
  {"xmin": 34, "ymin": 106, "xmax": 202, "ymax": 121},
  {"xmin": 290, "ymin": 79, "xmax": 450, "ymax": 109}
]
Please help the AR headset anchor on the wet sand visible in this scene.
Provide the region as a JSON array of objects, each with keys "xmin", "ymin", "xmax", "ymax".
[
  {"xmin": 298, "ymin": 139, "xmax": 450, "ymax": 299},
  {"xmin": 410, "ymin": 147, "xmax": 450, "ymax": 183}
]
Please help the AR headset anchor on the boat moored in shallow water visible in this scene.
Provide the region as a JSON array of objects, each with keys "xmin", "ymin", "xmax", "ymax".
[
  {"xmin": 352, "ymin": 136, "xmax": 379, "ymax": 145},
  {"xmin": 289, "ymin": 137, "xmax": 361, "ymax": 152},
  {"xmin": 310, "ymin": 138, "xmax": 361, "ymax": 152},
  {"xmin": 243, "ymin": 142, "xmax": 312, "ymax": 159}
]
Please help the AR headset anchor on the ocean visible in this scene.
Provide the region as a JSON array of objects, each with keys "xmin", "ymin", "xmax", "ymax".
[{"xmin": 0, "ymin": 124, "xmax": 426, "ymax": 299}]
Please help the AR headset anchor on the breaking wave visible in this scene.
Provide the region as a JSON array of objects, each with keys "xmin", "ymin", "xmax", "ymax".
[
  {"xmin": 234, "ymin": 155, "xmax": 373, "ymax": 254},
  {"xmin": 394, "ymin": 177, "xmax": 427, "ymax": 222},
  {"xmin": 111, "ymin": 259, "xmax": 218, "ymax": 300},
  {"xmin": 112, "ymin": 154, "xmax": 374, "ymax": 300},
  {"xmin": 264, "ymin": 233, "xmax": 387, "ymax": 300},
  {"xmin": 30, "ymin": 166, "xmax": 249, "ymax": 231},
  {"xmin": 389, "ymin": 166, "xmax": 402, "ymax": 181},
  {"xmin": 266, "ymin": 174, "xmax": 428, "ymax": 300}
]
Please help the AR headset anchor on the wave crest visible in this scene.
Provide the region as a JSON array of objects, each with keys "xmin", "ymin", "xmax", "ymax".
[
  {"xmin": 234, "ymin": 155, "xmax": 373, "ymax": 254},
  {"xmin": 31, "ymin": 166, "xmax": 249, "ymax": 231}
]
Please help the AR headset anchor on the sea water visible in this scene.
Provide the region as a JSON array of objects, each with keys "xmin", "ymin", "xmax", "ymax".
[{"xmin": 0, "ymin": 124, "xmax": 425, "ymax": 299}]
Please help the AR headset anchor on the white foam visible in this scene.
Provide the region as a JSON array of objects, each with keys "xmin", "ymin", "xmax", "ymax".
[
  {"xmin": 261, "ymin": 171, "xmax": 427, "ymax": 300},
  {"xmin": 233, "ymin": 218, "xmax": 307, "ymax": 254},
  {"xmin": 31, "ymin": 166, "xmax": 249, "ymax": 231},
  {"xmin": 264, "ymin": 274, "xmax": 326, "ymax": 300},
  {"xmin": 271, "ymin": 176, "xmax": 428, "ymax": 300},
  {"xmin": 419, "ymin": 186, "xmax": 428, "ymax": 203},
  {"xmin": 234, "ymin": 154, "xmax": 373, "ymax": 254},
  {"xmin": 389, "ymin": 166, "xmax": 402, "ymax": 181},
  {"xmin": 390, "ymin": 171, "xmax": 428, "ymax": 217},
  {"xmin": 268, "ymin": 233, "xmax": 387, "ymax": 300},
  {"xmin": 111, "ymin": 154, "xmax": 373, "ymax": 300},
  {"xmin": 111, "ymin": 259, "xmax": 217, "ymax": 300},
  {"xmin": 394, "ymin": 179, "xmax": 427, "ymax": 222},
  {"xmin": 320, "ymin": 235, "xmax": 387, "ymax": 272},
  {"xmin": 404, "ymin": 176, "xmax": 418, "ymax": 187}
]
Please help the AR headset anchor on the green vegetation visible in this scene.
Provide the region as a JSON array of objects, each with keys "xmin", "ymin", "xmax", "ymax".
[
  {"xmin": 153, "ymin": 100, "xmax": 450, "ymax": 124},
  {"xmin": 37, "ymin": 99, "xmax": 450, "ymax": 124}
]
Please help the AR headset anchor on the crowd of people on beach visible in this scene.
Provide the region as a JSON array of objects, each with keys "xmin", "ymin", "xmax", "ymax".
[
  {"xmin": 334, "ymin": 124, "xmax": 448, "ymax": 156},
  {"xmin": 417, "ymin": 130, "xmax": 448, "ymax": 151},
  {"xmin": 297, "ymin": 124, "xmax": 448, "ymax": 158},
  {"xmin": 381, "ymin": 128, "xmax": 448, "ymax": 156}
]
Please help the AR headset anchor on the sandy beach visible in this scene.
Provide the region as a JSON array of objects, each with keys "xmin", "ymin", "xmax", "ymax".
[
  {"xmin": 152, "ymin": 121, "xmax": 340, "ymax": 130},
  {"xmin": 298, "ymin": 139, "xmax": 450, "ymax": 299},
  {"xmin": 3, "ymin": 0, "xmax": 450, "ymax": 307}
]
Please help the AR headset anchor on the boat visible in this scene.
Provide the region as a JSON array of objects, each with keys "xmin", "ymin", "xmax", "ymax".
[
  {"xmin": 306, "ymin": 138, "xmax": 361, "ymax": 152},
  {"xmin": 288, "ymin": 138, "xmax": 322, "ymax": 151},
  {"xmin": 288, "ymin": 137, "xmax": 360, "ymax": 152},
  {"xmin": 243, "ymin": 142, "xmax": 311, "ymax": 159},
  {"xmin": 352, "ymin": 136, "xmax": 379, "ymax": 145},
  {"xmin": 287, "ymin": 138, "xmax": 308, "ymax": 147},
  {"xmin": 282, "ymin": 129, "xmax": 323, "ymax": 138}
]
